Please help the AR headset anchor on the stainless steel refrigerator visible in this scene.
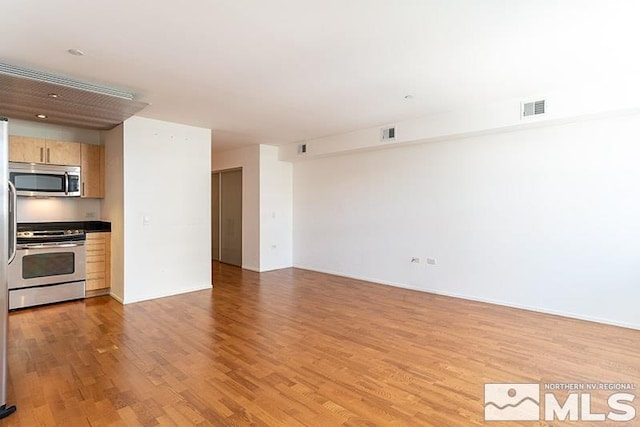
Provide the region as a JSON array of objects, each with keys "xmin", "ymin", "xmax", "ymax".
[{"xmin": 1, "ymin": 117, "xmax": 17, "ymax": 419}]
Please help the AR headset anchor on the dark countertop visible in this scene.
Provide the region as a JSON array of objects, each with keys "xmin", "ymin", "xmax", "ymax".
[
  {"xmin": 83, "ymin": 221, "xmax": 112, "ymax": 233},
  {"xmin": 17, "ymin": 221, "xmax": 111, "ymax": 233}
]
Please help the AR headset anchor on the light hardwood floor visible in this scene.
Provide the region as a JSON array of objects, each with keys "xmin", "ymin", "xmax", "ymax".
[{"xmin": 2, "ymin": 262, "xmax": 639, "ymax": 426}]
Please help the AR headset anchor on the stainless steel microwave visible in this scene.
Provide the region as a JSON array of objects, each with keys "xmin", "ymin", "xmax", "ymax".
[{"xmin": 9, "ymin": 162, "xmax": 81, "ymax": 197}]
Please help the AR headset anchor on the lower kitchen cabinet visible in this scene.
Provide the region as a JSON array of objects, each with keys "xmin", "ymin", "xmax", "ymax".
[{"xmin": 85, "ymin": 232, "xmax": 111, "ymax": 296}]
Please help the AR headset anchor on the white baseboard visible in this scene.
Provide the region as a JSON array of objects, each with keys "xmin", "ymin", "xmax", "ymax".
[
  {"xmin": 240, "ymin": 264, "xmax": 293, "ymax": 273},
  {"xmin": 109, "ymin": 292, "xmax": 124, "ymax": 304},
  {"xmin": 293, "ymin": 264, "xmax": 640, "ymax": 331},
  {"xmin": 122, "ymin": 284, "xmax": 212, "ymax": 305}
]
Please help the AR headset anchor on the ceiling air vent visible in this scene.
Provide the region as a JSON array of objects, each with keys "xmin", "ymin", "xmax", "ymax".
[
  {"xmin": 0, "ymin": 62, "xmax": 136, "ymax": 99},
  {"xmin": 0, "ymin": 62, "xmax": 148, "ymax": 130},
  {"xmin": 521, "ymin": 99, "xmax": 546, "ymax": 118},
  {"xmin": 381, "ymin": 126, "xmax": 396, "ymax": 141},
  {"xmin": 297, "ymin": 143, "xmax": 307, "ymax": 154}
]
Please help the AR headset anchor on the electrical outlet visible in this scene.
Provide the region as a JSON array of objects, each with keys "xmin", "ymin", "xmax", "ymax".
[
  {"xmin": 411, "ymin": 257, "xmax": 420, "ymax": 263},
  {"xmin": 426, "ymin": 258, "xmax": 437, "ymax": 265}
]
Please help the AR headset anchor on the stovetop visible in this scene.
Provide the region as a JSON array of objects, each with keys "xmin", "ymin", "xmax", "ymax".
[
  {"xmin": 17, "ymin": 229, "xmax": 86, "ymax": 245},
  {"xmin": 17, "ymin": 221, "xmax": 111, "ymax": 233},
  {"xmin": 16, "ymin": 221, "xmax": 110, "ymax": 244}
]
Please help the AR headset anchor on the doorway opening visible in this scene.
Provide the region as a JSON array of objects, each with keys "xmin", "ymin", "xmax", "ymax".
[{"xmin": 211, "ymin": 169, "xmax": 242, "ymax": 267}]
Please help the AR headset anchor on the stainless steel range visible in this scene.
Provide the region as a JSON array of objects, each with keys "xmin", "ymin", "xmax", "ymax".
[{"xmin": 8, "ymin": 225, "xmax": 86, "ymax": 310}]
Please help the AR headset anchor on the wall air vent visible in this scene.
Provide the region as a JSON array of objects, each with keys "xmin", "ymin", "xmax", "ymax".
[
  {"xmin": 521, "ymin": 99, "xmax": 546, "ymax": 118},
  {"xmin": 297, "ymin": 143, "xmax": 307, "ymax": 154},
  {"xmin": 381, "ymin": 126, "xmax": 396, "ymax": 141}
]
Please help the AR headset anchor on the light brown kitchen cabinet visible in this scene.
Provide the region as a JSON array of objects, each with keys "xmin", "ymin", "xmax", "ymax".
[
  {"xmin": 80, "ymin": 143, "xmax": 105, "ymax": 198},
  {"xmin": 85, "ymin": 232, "xmax": 111, "ymax": 296},
  {"xmin": 8, "ymin": 135, "xmax": 46, "ymax": 163},
  {"xmin": 8, "ymin": 135, "xmax": 81, "ymax": 166},
  {"xmin": 46, "ymin": 140, "xmax": 81, "ymax": 166}
]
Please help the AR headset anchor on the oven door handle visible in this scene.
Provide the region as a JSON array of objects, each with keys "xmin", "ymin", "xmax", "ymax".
[
  {"xmin": 8, "ymin": 180, "xmax": 17, "ymax": 264},
  {"xmin": 21, "ymin": 243, "xmax": 85, "ymax": 249},
  {"xmin": 57, "ymin": 243, "xmax": 85, "ymax": 248}
]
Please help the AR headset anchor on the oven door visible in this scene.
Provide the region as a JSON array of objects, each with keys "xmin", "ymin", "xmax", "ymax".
[{"xmin": 8, "ymin": 243, "xmax": 86, "ymax": 290}]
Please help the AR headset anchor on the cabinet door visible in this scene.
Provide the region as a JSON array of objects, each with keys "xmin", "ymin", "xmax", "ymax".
[
  {"xmin": 9, "ymin": 135, "xmax": 46, "ymax": 163},
  {"xmin": 46, "ymin": 140, "xmax": 81, "ymax": 166},
  {"xmin": 80, "ymin": 144, "xmax": 105, "ymax": 198}
]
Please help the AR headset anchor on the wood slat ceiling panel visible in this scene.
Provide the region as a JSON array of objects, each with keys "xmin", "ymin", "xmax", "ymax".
[{"xmin": 0, "ymin": 71, "xmax": 147, "ymax": 130}]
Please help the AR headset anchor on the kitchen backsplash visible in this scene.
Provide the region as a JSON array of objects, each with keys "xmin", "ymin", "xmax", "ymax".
[{"xmin": 17, "ymin": 198, "xmax": 101, "ymax": 222}]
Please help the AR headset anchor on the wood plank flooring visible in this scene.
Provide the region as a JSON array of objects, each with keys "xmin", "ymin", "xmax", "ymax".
[{"xmin": 2, "ymin": 262, "xmax": 639, "ymax": 426}]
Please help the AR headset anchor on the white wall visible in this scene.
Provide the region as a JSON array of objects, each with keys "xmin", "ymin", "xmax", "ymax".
[
  {"xmin": 212, "ymin": 144, "xmax": 293, "ymax": 272},
  {"xmin": 259, "ymin": 145, "xmax": 292, "ymax": 271},
  {"xmin": 102, "ymin": 124, "xmax": 125, "ymax": 301},
  {"xmin": 122, "ymin": 116, "xmax": 211, "ymax": 303},
  {"xmin": 212, "ymin": 144, "xmax": 261, "ymax": 271},
  {"xmin": 292, "ymin": 114, "xmax": 640, "ymax": 329},
  {"xmin": 281, "ymin": 89, "xmax": 640, "ymax": 162}
]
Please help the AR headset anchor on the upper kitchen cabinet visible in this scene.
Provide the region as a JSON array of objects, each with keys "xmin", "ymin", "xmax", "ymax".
[
  {"xmin": 80, "ymin": 143, "xmax": 105, "ymax": 198},
  {"xmin": 9, "ymin": 135, "xmax": 45, "ymax": 163},
  {"xmin": 9, "ymin": 135, "xmax": 81, "ymax": 166},
  {"xmin": 47, "ymin": 140, "xmax": 81, "ymax": 166},
  {"xmin": 9, "ymin": 135, "xmax": 105, "ymax": 198}
]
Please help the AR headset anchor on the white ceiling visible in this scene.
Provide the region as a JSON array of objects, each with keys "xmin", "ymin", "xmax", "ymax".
[{"xmin": 2, "ymin": 1, "xmax": 640, "ymax": 151}]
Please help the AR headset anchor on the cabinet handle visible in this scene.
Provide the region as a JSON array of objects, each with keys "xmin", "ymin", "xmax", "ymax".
[
  {"xmin": 40, "ymin": 147, "xmax": 44, "ymax": 162},
  {"xmin": 82, "ymin": 182, "xmax": 85, "ymax": 197},
  {"xmin": 47, "ymin": 148, "xmax": 50, "ymax": 163}
]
